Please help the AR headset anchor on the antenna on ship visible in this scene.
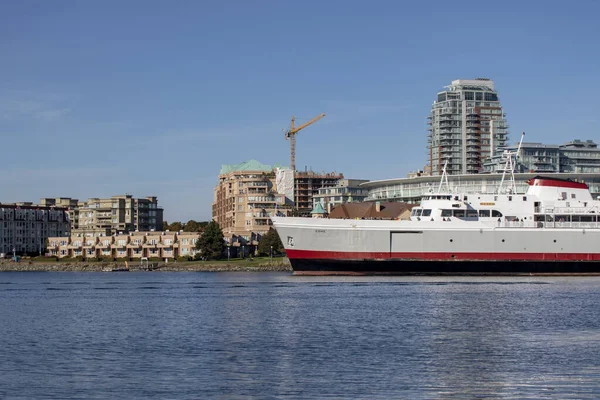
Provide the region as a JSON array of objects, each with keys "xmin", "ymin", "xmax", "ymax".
[
  {"xmin": 498, "ymin": 132, "xmax": 525, "ymax": 194},
  {"xmin": 437, "ymin": 159, "xmax": 450, "ymax": 193}
]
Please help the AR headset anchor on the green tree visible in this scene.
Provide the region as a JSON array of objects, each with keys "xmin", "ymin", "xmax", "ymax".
[
  {"xmin": 183, "ymin": 220, "xmax": 201, "ymax": 232},
  {"xmin": 162, "ymin": 220, "xmax": 169, "ymax": 230},
  {"xmin": 257, "ymin": 228, "xmax": 285, "ymax": 256},
  {"xmin": 168, "ymin": 221, "xmax": 184, "ymax": 232},
  {"xmin": 195, "ymin": 221, "xmax": 225, "ymax": 259}
]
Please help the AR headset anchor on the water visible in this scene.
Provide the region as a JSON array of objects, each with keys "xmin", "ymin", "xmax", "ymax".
[{"xmin": 0, "ymin": 273, "xmax": 599, "ymax": 399}]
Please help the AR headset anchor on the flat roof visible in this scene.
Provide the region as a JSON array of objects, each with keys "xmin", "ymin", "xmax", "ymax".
[{"xmin": 360, "ymin": 172, "xmax": 600, "ymax": 189}]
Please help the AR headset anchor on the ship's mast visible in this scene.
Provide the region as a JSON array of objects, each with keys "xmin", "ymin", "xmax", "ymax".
[
  {"xmin": 437, "ymin": 159, "xmax": 451, "ymax": 193},
  {"xmin": 498, "ymin": 132, "xmax": 525, "ymax": 194}
]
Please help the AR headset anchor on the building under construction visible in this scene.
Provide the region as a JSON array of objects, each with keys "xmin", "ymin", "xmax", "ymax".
[{"xmin": 293, "ymin": 171, "xmax": 344, "ymax": 215}]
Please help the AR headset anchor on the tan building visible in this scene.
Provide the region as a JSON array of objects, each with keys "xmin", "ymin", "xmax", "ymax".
[
  {"xmin": 41, "ymin": 195, "xmax": 163, "ymax": 235},
  {"xmin": 0, "ymin": 202, "xmax": 70, "ymax": 256},
  {"xmin": 47, "ymin": 230, "xmax": 200, "ymax": 260},
  {"xmin": 213, "ymin": 160, "xmax": 291, "ymax": 249}
]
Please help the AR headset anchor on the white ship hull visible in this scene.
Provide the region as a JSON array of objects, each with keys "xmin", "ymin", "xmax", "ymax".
[{"xmin": 271, "ymin": 217, "xmax": 600, "ymax": 275}]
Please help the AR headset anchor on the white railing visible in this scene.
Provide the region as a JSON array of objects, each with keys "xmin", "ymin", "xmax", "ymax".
[{"xmin": 500, "ymin": 221, "xmax": 600, "ymax": 229}]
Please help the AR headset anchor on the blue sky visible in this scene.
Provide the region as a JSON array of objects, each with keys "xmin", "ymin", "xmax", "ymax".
[{"xmin": 1, "ymin": 0, "xmax": 599, "ymax": 221}]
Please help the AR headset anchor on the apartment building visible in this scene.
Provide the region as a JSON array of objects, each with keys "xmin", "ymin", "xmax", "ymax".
[
  {"xmin": 312, "ymin": 179, "xmax": 370, "ymax": 212},
  {"xmin": 483, "ymin": 139, "xmax": 600, "ymax": 174},
  {"xmin": 428, "ymin": 78, "xmax": 509, "ymax": 175},
  {"xmin": 213, "ymin": 160, "xmax": 290, "ymax": 246},
  {"xmin": 41, "ymin": 195, "xmax": 163, "ymax": 234},
  {"xmin": 0, "ymin": 203, "xmax": 70, "ymax": 256},
  {"xmin": 47, "ymin": 230, "xmax": 200, "ymax": 260}
]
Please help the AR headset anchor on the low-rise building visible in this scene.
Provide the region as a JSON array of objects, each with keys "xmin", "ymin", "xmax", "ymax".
[
  {"xmin": 47, "ymin": 231, "xmax": 200, "ymax": 260},
  {"xmin": 0, "ymin": 203, "xmax": 70, "ymax": 256},
  {"xmin": 329, "ymin": 202, "xmax": 415, "ymax": 220},
  {"xmin": 312, "ymin": 179, "xmax": 370, "ymax": 212}
]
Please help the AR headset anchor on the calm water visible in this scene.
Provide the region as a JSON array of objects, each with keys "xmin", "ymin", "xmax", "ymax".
[{"xmin": 0, "ymin": 272, "xmax": 599, "ymax": 399}]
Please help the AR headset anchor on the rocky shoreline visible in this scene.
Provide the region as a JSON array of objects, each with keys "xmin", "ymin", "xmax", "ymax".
[{"xmin": 0, "ymin": 258, "xmax": 292, "ymax": 273}]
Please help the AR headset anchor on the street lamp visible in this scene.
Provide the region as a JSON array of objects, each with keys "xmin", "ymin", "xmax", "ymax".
[
  {"xmin": 227, "ymin": 245, "xmax": 230, "ymax": 261},
  {"xmin": 270, "ymin": 245, "xmax": 273, "ymax": 262}
]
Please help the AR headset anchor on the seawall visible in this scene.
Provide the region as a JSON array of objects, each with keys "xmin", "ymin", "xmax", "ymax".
[{"xmin": 0, "ymin": 258, "xmax": 292, "ymax": 272}]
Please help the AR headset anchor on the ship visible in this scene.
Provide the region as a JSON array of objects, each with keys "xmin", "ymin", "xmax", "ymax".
[
  {"xmin": 272, "ymin": 138, "xmax": 600, "ymax": 275},
  {"xmin": 272, "ymin": 175, "xmax": 600, "ymax": 275}
]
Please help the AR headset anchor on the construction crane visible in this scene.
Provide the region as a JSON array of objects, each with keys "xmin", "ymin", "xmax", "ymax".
[{"xmin": 284, "ymin": 113, "xmax": 325, "ymax": 172}]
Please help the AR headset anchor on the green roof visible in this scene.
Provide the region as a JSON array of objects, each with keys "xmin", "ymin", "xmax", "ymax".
[
  {"xmin": 220, "ymin": 159, "xmax": 282, "ymax": 175},
  {"xmin": 311, "ymin": 202, "xmax": 327, "ymax": 214}
]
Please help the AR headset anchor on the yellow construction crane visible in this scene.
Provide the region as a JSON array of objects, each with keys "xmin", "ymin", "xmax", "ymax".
[{"xmin": 284, "ymin": 113, "xmax": 325, "ymax": 172}]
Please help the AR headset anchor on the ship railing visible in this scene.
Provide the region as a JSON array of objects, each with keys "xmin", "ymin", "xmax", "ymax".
[
  {"xmin": 552, "ymin": 207, "xmax": 591, "ymax": 214},
  {"xmin": 499, "ymin": 221, "xmax": 600, "ymax": 229}
]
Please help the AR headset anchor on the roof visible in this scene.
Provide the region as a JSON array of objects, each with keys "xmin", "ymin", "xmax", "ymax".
[
  {"xmin": 310, "ymin": 202, "xmax": 327, "ymax": 214},
  {"xmin": 220, "ymin": 159, "xmax": 284, "ymax": 175},
  {"xmin": 328, "ymin": 202, "xmax": 416, "ymax": 220}
]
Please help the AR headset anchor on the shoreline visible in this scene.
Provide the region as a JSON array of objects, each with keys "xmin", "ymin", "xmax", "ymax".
[{"xmin": 0, "ymin": 258, "xmax": 292, "ymax": 273}]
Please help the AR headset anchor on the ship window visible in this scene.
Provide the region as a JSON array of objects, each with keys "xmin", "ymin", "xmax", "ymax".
[
  {"xmin": 467, "ymin": 210, "xmax": 478, "ymax": 217},
  {"xmin": 414, "ymin": 209, "xmax": 422, "ymax": 216},
  {"xmin": 453, "ymin": 210, "xmax": 465, "ymax": 218},
  {"xmin": 479, "ymin": 209, "xmax": 491, "ymax": 217},
  {"xmin": 581, "ymin": 215, "xmax": 595, "ymax": 222},
  {"xmin": 572, "ymin": 216, "xmax": 580, "ymax": 222},
  {"xmin": 441, "ymin": 209, "xmax": 452, "ymax": 217},
  {"xmin": 523, "ymin": 196, "xmax": 527, "ymax": 201},
  {"xmin": 492, "ymin": 210, "xmax": 503, "ymax": 217},
  {"xmin": 422, "ymin": 209, "xmax": 432, "ymax": 217},
  {"xmin": 508, "ymin": 196, "xmax": 512, "ymax": 201},
  {"xmin": 571, "ymin": 193, "xmax": 576, "ymax": 199}
]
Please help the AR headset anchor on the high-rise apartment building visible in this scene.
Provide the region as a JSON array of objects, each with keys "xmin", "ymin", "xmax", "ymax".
[
  {"xmin": 428, "ymin": 78, "xmax": 509, "ymax": 175},
  {"xmin": 40, "ymin": 195, "xmax": 163, "ymax": 235}
]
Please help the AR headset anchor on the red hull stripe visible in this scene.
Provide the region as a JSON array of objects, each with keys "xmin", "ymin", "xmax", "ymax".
[
  {"xmin": 286, "ymin": 249, "xmax": 600, "ymax": 261},
  {"xmin": 530, "ymin": 179, "xmax": 588, "ymax": 189}
]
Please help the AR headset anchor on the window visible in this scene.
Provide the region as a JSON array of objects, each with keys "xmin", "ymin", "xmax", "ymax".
[
  {"xmin": 492, "ymin": 210, "xmax": 503, "ymax": 217},
  {"xmin": 453, "ymin": 210, "xmax": 465, "ymax": 218},
  {"xmin": 441, "ymin": 209, "xmax": 452, "ymax": 217},
  {"xmin": 422, "ymin": 209, "xmax": 432, "ymax": 217},
  {"xmin": 478, "ymin": 210, "xmax": 490, "ymax": 217},
  {"xmin": 467, "ymin": 210, "xmax": 478, "ymax": 217}
]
